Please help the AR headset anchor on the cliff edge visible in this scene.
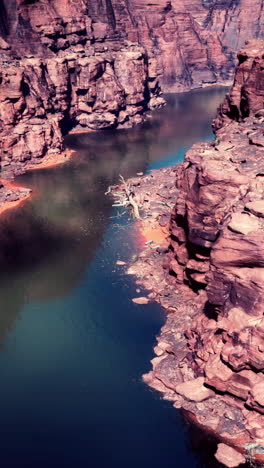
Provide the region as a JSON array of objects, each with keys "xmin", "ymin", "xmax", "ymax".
[{"xmin": 140, "ymin": 39, "xmax": 264, "ymax": 466}]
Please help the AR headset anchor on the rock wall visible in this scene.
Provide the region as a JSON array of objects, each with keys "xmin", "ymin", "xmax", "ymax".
[
  {"xmin": 1, "ymin": 0, "xmax": 264, "ymax": 178},
  {"xmin": 0, "ymin": 46, "xmax": 163, "ymax": 179},
  {"xmin": 3, "ymin": 0, "xmax": 264, "ymax": 91},
  {"xmin": 121, "ymin": 0, "xmax": 264, "ymax": 91},
  {"xmin": 145, "ymin": 40, "xmax": 264, "ymax": 464},
  {"xmin": 214, "ymin": 40, "xmax": 264, "ymax": 127},
  {"xmin": 0, "ymin": 0, "xmax": 164, "ymax": 178}
]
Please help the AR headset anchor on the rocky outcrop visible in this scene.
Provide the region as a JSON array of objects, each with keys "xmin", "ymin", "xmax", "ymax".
[
  {"xmin": 214, "ymin": 40, "xmax": 264, "ymax": 128},
  {"xmin": 1, "ymin": 0, "xmax": 264, "ymax": 181},
  {"xmin": 0, "ymin": 0, "xmax": 164, "ymax": 180},
  {"xmin": 215, "ymin": 444, "xmax": 246, "ymax": 467},
  {"xmin": 0, "ymin": 179, "xmax": 31, "ymax": 215},
  {"xmin": 0, "ymin": 45, "xmax": 163, "ymax": 179},
  {"xmin": 2, "ymin": 0, "xmax": 264, "ymax": 91},
  {"xmin": 143, "ymin": 40, "xmax": 264, "ymax": 464}
]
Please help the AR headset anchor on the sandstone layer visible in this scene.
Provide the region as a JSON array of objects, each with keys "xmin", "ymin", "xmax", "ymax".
[
  {"xmin": 1, "ymin": 0, "xmax": 264, "ymax": 188},
  {"xmin": 0, "ymin": 2, "xmax": 165, "ymax": 180},
  {"xmin": 0, "ymin": 44, "xmax": 163, "ymax": 179},
  {"xmin": 2, "ymin": 0, "xmax": 264, "ymax": 92},
  {"xmin": 117, "ymin": 40, "xmax": 264, "ymax": 465},
  {"xmin": 119, "ymin": 0, "xmax": 264, "ymax": 92}
]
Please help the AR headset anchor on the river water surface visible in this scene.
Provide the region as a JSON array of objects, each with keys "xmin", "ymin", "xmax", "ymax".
[{"xmin": 0, "ymin": 88, "xmax": 228, "ymax": 468}]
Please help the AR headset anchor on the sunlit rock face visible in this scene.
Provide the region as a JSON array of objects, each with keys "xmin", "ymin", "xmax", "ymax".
[
  {"xmin": 2, "ymin": 0, "xmax": 264, "ymax": 90},
  {"xmin": 0, "ymin": 0, "xmax": 263, "ymax": 178},
  {"xmin": 214, "ymin": 39, "xmax": 264, "ymax": 127},
  {"xmin": 118, "ymin": 0, "xmax": 264, "ymax": 91},
  {"xmin": 0, "ymin": 0, "xmax": 164, "ymax": 179},
  {"xmin": 145, "ymin": 39, "xmax": 264, "ymax": 464}
]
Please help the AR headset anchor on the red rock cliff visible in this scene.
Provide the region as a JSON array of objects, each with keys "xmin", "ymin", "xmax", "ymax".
[
  {"xmin": 2, "ymin": 0, "xmax": 264, "ymax": 91},
  {"xmin": 121, "ymin": 0, "xmax": 264, "ymax": 91},
  {"xmin": 1, "ymin": 0, "xmax": 264, "ymax": 178},
  {"xmin": 0, "ymin": 0, "xmax": 164, "ymax": 178},
  {"xmin": 145, "ymin": 39, "xmax": 264, "ymax": 465}
]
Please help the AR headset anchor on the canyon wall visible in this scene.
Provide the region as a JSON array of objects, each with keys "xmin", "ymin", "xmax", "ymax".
[
  {"xmin": 121, "ymin": 0, "xmax": 264, "ymax": 91},
  {"xmin": 2, "ymin": 0, "xmax": 264, "ymax": 91},
  {"xmin": 0, "ymin": 0, "xmax": 264, "ymax": 179},
  {"xmin": 0, "ymin": 45, "xmax": 163, "ymax": 179},
  {"xmin": 145, "ymin": 39, "xmax": 264, "ymax": 464},
  {"xmin": 0, "ymin": 0, "xmax": 164, "ymax": 179}
]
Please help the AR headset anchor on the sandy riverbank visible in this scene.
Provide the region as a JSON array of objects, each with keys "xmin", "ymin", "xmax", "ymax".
[{"xmin": 0, "ymin": 150, "xmax": 74, "ymax": 216}]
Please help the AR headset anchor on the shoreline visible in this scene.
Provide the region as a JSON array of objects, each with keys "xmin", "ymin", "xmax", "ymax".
[
  {"xmin": 26, "ymin": 150, "xmax": 74, "ymax": 173},
  {"xmin": 0, "ymin": 179, "xmax": 32, "ymax": 217},
  {"xmin": 161, "ymin": 79, "xmax": 233, "ymax": 94},
  {"xmin": 112, "ymin": 156, "xmax": 264, "ymax": 466},
  {"xmin": 0, "ymin": 150, "xmax": 74, "ymax": 217},
  {"xmin": 110, "ymin": 165, "xmax": 184, "ymax": 307},
  {"xmin": 0, "ymin": 80, "xmax": 230, "ymax": 220}
]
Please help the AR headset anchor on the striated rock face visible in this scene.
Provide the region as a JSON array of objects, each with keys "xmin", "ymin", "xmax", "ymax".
[
  {"xmin": 214, "ymin": 40, "xmax": 264, "ymax": 128},
  {"xmin": 0, "ymin": 45, "xmax": 163, "ymax": 179},
  {"xmin": 0, "ymin": 0, "xmax": 164, "ymax": 179},
  {"xmin": 144, "ymin": 40, "xmax": 264, "ymax": 464},
  {"xmin": 0, "ymin": 0, "xmax": 264, "ymax": 179},
  {"xmin": 2, "ymin": 0, "xmax": 263, "ymax": 92},
  {"xmin": 122, "ymin": 0, "xmax": 264, "ymax": 92}
]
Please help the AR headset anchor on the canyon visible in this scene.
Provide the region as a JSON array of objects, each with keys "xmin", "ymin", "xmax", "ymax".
[
  {"xmin": 119, "ymin": 39, "xmax": 264, "ymax": 466},
  {"xmin": 0, "ymin": 1, "xmax": 264, "ymax": 466},
  {"xmin": 1, "ymin": 0, "xmax": 264, "ymax": 187},
  {"xmin": 0, "ymin": 85, "xmax": 229, "ymax": 468}
]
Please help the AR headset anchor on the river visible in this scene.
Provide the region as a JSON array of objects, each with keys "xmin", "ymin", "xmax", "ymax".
[{"xmin": 0, "ymin": 87, "xmax": 228, "ymax": 468}]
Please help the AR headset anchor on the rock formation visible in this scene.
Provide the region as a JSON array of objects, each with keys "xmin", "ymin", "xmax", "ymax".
[
  {"xmin": 0, "ymin": 0, "xmax": 165, "ymax": 180},
  {"xmin": 1, "ymin": 0, "xmax": 264, "ymax": 183},
  {"xmin": 143, "ymin": 39, "xmax": 264, "ymax": 464},
  {"xmin": 0, "ymin": 44, "xmax": 163, "ymax": 179},
  {"xmin": 2, "ymin": 0, "xmax": 264, "ymax": 89},
  {"xmin": 119, "ymin": 0, "xmax": 264, "ymax": 92}
]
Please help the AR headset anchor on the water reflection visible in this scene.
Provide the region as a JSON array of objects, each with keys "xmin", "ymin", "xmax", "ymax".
[
  {"xmin": 0, "ymin": 87, "xmax": 229, "ymax": 468},
  {"xmin": 0, "ymin": 87, "xmax": 227, "ymax": 309},
  {"xmin": 65, "ymin": 87, "xmax": 228, "ymax": 171}
]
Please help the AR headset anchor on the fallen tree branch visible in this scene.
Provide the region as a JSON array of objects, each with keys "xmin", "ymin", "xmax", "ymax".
[
  {"xmin": 104, "ymin": 186, "xmax": 112, "ymax": 195},
  {"xmin": 119, "ymin": 175, "xmax": 141, "ymax": 219}
]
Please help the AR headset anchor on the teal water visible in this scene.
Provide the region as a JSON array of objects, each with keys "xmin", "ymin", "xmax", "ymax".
[{"xmin": 0, "ymin": 87, "xmax": 228, "ymax": 468}]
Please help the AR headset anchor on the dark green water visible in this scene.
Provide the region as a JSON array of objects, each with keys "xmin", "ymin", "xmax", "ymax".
[{"xmin": 0, "ymin": 88, "xmax": 228, "ymax": 468}]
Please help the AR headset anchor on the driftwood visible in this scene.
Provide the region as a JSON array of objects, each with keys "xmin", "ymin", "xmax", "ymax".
[
  {"xmin": 107, "ymin": 175, "xmax": 141, "ymax": 219},
  {"xmin": 119, "ymin": 175, "xmax": 141, "ymax": 219}
]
